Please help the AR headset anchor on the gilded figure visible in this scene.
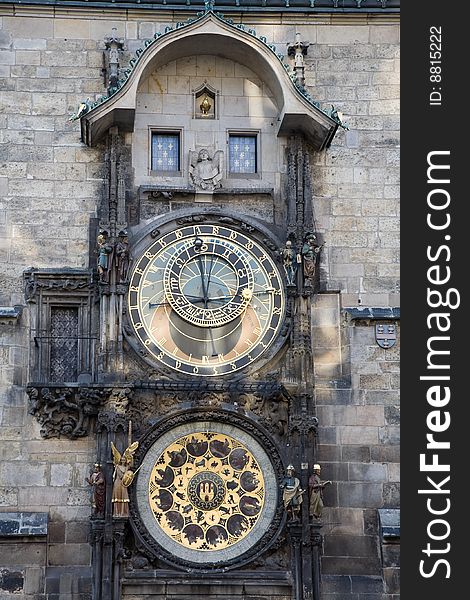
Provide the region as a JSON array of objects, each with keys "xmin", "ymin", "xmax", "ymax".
[{"xmin": 111, "ymin": 440, "xmax": 139, "ymax": 518}]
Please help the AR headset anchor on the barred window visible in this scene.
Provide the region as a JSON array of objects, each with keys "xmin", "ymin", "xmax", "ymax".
[
  {"xmin": 151, "ymin": 133, "xmax": 180, "ymax": 172},
  {"xmin": 228, "ymin": 135, "xmax": 257, "ymax": 174},
  {"xmin": 50, "ymin": 307, "xmax": 79, "ymax": 382}
]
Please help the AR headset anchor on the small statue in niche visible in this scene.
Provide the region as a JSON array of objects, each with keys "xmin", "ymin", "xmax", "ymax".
[
  {"xmin": 189, "ymin": 148, "xmax": 223, "ymax": 192},
  {"xmin": 302, "ymin": 234, "xmax": 324, "ymax": 286},
  {"xmin": 97, "ymin": 234, "xmax": 113, "ymax": 283},
  {"xmin": 86, "ymin": 463, "xmax": 106, "ymax": 517},
  {"xmin": 200, "ymin": 95, "xmax": 212, "ymax": 116},
  {"xmin": 115, "ymin": 233, "xmax": 130, "ymax": 283},
  {"xmin": 308, "ymin": 463, "xmax": 331, "ymax": 519},
  {"xmin": 111, "ymin": 440, "xmax": 139, "ymax": 518},
  {"xmin": 281, "ymin": 239, "xmax": 298, "ymax": 286},
  {"xmin": 280, "ymin": 464, "xmax": 304, "ymax": 522}
]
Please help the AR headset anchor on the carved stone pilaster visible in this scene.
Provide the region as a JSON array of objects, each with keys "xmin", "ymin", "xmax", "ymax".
[
  {"xmin": 97, "ymin": 128, "xmax": 132, "ymax": 375},
  {"xmin": 104, "ymin": 29, "xmax": 125, "ymax": 96},
  {"xmin": 96, "ymin": 410, "xmax": 129, "ymax": 436},
  {"xmin": 287, "ymin": 33, "xmax": 310, "ymax": 87},
  {"xmin": 285, "ymin": 135, "xmax": 323, "ymax": 295}
]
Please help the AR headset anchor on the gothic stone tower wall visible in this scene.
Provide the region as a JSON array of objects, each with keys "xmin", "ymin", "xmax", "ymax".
[{"xmin": 0, "ymin": 3, "xmax": 399, "ymax": 599}]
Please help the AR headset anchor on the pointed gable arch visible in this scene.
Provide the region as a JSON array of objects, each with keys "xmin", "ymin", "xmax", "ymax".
[{"xmin": 80, "ymin": 12, "xmax": 340, "ymax": 150}]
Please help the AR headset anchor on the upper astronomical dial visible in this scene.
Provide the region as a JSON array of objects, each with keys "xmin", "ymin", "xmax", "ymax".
[
  {"xmin": 163, "ymin": 237, "xmax": 254, "ymax": 328},
  {"xmin": 128, "ymin": 223, "xmax": 285, "ymax": 377}
]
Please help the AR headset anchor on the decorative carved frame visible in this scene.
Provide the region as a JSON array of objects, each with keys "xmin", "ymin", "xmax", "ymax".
[
  {"xmin": 24, "ymin": 268, "xmax": 97, "ymax": 384},
  {"xmin": 192, "ymin": 81, "xmax": 219, "ymax": 120}
]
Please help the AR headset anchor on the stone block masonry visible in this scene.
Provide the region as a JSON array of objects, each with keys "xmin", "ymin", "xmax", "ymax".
[{"xmin": 0, "ymin": 7, "xmax": 399, "ymax": 599}]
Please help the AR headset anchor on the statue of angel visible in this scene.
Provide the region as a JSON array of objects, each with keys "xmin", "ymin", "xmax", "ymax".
[
  {"xmin": 189, "ymin": 148, "xmax": 223, "ymax": 191},
  {"xmin": 111, "ymin": 440, "xmax": 139, "ymax": 518}
]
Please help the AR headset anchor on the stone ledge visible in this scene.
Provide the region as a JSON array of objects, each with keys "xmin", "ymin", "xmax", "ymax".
[
  {"xmin": 0, "ymin": 306, "xmax": 22, "ymax": 324},
  {"xmin": 141, "ymin": 185, "xmax": 274, "ymax": 197},
  {"xmin": 378, "ymin": 508, "xmax": 400, "ymax": 540},
  {"xmin": 0, "ymin": 512, "xmax": 48, "ymax": 537},
  {"xmin": 344, "ymin": 307, "xmax": 400, "ymax": 321}
]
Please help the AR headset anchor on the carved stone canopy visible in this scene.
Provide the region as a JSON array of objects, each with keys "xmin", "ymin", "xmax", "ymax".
[
  {"xmin": 193, "ymin": 82, "xmax": 218, "ymax": 119},
  {"xmin": 79, "ymin": 12, "xmax": 339, "ymax": 150}
]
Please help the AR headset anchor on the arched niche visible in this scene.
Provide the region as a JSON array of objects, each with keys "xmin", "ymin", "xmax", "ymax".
[{"xmin": 80, "ymin": 13, "xmax": 338, "ymax": 151}]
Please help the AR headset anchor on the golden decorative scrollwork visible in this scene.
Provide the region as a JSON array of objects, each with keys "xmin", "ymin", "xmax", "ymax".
[{"xmin": 148, "ymin": 432, "xmax": 265, "ymax": 551}]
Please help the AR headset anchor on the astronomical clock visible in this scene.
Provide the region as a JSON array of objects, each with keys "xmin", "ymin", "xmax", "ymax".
[
  {"xmin": 25, "ymin": 7, "xmax": 341, "ymax": 600},
  {"xmin": 123, "ymin": 214, "xmax": 289, "ymax": 572}
]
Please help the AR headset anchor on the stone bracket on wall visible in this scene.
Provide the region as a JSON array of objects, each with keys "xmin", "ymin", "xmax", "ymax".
[
  {"xmin": 344, "ymin": 307, "xmax": 400, "ymax": 348},
  {"xmin": 0, "ymin": 306, "xmax": 22, "ymax": 325}
]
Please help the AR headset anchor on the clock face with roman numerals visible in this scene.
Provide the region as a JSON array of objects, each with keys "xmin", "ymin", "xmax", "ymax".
[{"xmin": 128, "ymin": 223, "xmax": 285, "ymax": 377}]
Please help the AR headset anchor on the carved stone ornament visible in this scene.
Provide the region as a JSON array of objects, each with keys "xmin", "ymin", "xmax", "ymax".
[
  {"xmin": 104, "ymin": 28, "xmax": 125, "ymax": 93},
  {"xmin": 27, "ymin": 386, "xmax": 106, "ymax": 439},
  {"xmin": 23, "ymin": 269, "xmax": 94, "ymax": 303},
  {"xmin": 237, "ymin": 392, "xmax": 289, "ymax": 438},
  {"xmin": 189, "ymin": 148, "xmax": 223, "ymax": 191},
  {"xmin": 121, "ymin": 381, "xmax": 291, "ymax": 440},
  {"xmin": 289, "ymin": 414, "xmax": 319, "ymax": 435},
  {"xmin": 287, "ymin": 32, "xmax": 310, "ymax": 87},
  {"xmin": 104, "ymin": 387, "xmax": 134, "ymax": 414}
]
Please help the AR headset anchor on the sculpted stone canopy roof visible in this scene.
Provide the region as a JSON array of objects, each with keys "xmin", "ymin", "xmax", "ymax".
[
  {"xmin": 77, "ymin": 9, "xmax": 344, "ymax": 150},
  {"xmin": 0, "ymin": 0, "xmax": 400, "ymax": 12}
]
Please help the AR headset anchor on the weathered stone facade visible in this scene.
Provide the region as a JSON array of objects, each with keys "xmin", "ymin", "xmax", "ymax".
[{"xmin": 0, "ymin": 2, "xmax": 399, "ymax": 599}]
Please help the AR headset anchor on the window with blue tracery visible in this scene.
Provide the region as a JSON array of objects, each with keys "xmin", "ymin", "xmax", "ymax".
[
  {"xmin": 228, "ymin": 135, "xmax": 257, "ymax": 174},
  {"xmin": 151, "ymin": 133, "xmax": 180, "ymax": 172}
]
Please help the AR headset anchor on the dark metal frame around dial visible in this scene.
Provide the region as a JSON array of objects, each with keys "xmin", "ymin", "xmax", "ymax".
[
  {"xmin": 129, "ymin": 408, "xmax": 285, "ymax": 571},
  {"xmin": 126, "ymin": 211, "xmax": 287, "ymax": 379}
]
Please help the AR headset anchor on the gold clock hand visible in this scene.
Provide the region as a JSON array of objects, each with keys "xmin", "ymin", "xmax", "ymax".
[
  {"xmin": 206, "ymin": 290, "xmax": 274, "ymax": 302},
  {"xmin": 148, "ymin": 300, "xmax": 171, "ymax": 308},
  {"xmin": 205, "ymin": 254, "xmax": 215, "ymax": 297},
  {"xmin": 207, "ymin": 324, "xmax": 218, "ymax": 357},
  {"xmin": 197, "ymin": 254, "xmax": 210, "ymax": 309}
]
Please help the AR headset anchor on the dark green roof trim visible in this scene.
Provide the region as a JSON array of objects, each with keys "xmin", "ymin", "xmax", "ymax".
[
  {"xmin": 0, "ymin": 0, "xmax": 400, "ymax": 13},
  {"xmin": 71, "ymin": 7, "xmax": 347, "ymax": 129}
]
